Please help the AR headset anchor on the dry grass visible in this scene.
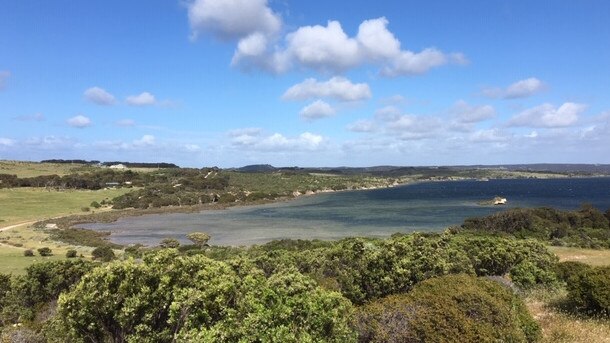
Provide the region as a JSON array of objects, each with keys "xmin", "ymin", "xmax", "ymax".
[
  {"xmin": 549, "ymin": 246, "xmax": 610, "ymax": 266},
  {"xmin": 526, "ymin": 289, "xmax": 610, "ymax": 343},
  {"xmin": 0, "ymin": 160, "xmax": 92, "ymax": 177}
]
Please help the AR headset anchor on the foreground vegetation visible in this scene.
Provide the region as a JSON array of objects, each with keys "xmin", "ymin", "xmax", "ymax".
[{"xmin": 1, "ymin": 232, "xmax": 560, "ymax": 342}]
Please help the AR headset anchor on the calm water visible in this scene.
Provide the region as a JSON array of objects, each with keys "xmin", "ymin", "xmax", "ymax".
[{"xmin": 81, "ymin": 177, "xmax": 610, "ymax": 246}]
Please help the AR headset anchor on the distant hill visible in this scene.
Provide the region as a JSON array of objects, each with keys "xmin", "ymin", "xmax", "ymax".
[{"xmin": 235, "ymin": 164, "xmax": 278, "ymax": 172}]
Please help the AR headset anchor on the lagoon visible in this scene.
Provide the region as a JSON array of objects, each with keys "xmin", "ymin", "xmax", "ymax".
[{"xmin": 81, "ymin": 177, "xmax": 610, "ymax": 246}]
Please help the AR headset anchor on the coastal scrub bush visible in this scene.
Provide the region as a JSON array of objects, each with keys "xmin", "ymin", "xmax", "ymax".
[
  {"xmin": 56, "ymin": 250, "xmax": 356, "ymax": 342},
  {"xmin": 159, "ymin": 237, "xmax": 180, "ymax": 248},
  {"xmin": 23, "ymin": 249, "xmax": 34, "ymax": 257},
  {"xmin": 554, "ymin": 261, "xmax": 591, "ymax": 282},
  {"xmin": 37, "ymin": 247, "xmax": 52, "ymax": 256},
  {"xmin": 91, "ymin": 245, "xmax": 115, "ymax": 262},
  {"xmin": 65, "ymin": 249, "xmax": 78, "ymax": 258},
  {"xmin": 354, "ymin": 274, "xmax": 541, "ymax": 343},
  {"xmin": 566, "ymin": 265, "xmax": 610, "ymax": 316}
]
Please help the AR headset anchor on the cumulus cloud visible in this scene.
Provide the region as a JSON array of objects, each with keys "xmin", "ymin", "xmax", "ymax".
[
  {"xmin": 229, "ymin": 129, "xmax": 326, "ymax": 151},
  {"xmin": 12, "ymin": 113, "xmax": 45, "ymax": 122},
  {"xmin": 509, "ymin": 102, "xmax": 586, "ymax": 128},
  {"xmin": 482, "ymin": 77, "xmax": 546, "ymax": 99},
  {"xmin": 277, "ymin": 18, "xmax": 464, "ymax": 75},
  {"xmin": 187, "ymin": 6, "xmax": 466, "ymax": 76},
  {"xmin": 347, "ymin": 119, "xmax": 376, "ymax": 133},
  {"xmin": 0, "ymin": 70, "xmax": 9, "ymax": 90},
  {"xmin": 84, "ymin": 87, "xmax": 116, "ymax": 105},
  {"xmin": 67, "ymin": 115, "xmax": 92, "ymax": 128},
  {"xmin": 126, "ymin": 92, "xmax": 156, "ymax": 106},
  {"xmin": 451, "ymin": 100, "xmax": 495, "ymax": 123},
  {"xmin": 299, "ymin": 100, "xmax": 336, "ymax": 121},
  {"xmin": 187, "ymin": 0, "xmax": 281, "ymax": 40},
  {"xmin": 282, "ymin": 77, "xmax": 372, "ymax": 102}
]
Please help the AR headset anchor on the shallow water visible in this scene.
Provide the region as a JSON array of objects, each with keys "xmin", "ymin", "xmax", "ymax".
[{"xmin": 81, "ymin": 177, "xmax": 610, "ymax": 246}]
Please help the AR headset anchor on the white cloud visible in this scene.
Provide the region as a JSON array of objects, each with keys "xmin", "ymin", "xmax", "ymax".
[
  {"xmin": 67, "ymin": 115, "xmax": 92, "ymax": 128},
  {"xmin": 223, "ymin": 14, "xmax": 465, "ymax": 75},
  {"xmin": 187, "ymin": 0, "xmax": 281, "ymax": 40},
  {"xmin": 133, "ymin": 135, "xmax": 156, "ymax": 147},
  {"xmin": 509, "ymin": 102, "xmax": 586, "ymax": 128},
  {"xmin": 116, "ymin": 119, "xmax": 136, "ymax": 127},
  {"xmin": 299, "ymin": 100, "xmax": 336, "ymax": 121},
  {"xmin": 24, "ymin": 136, "xmax": 76, "ymax": 150},
  {"xmin": 482, "ymin": 77, "xmax": 546, "ymax": 99},
  {"xmin": 283, "ymin": 77, "xmax": 372, "ymax": 102},
  {"xmin": 451, "ymin": 100, "xmax": 495, "ymax": 123},
  {"xmin": 285, "ymin": 20, "xmax": 362, "ymax": 72},
  {"xmin": 356, "ymin": 17, "xmax": 401, "ymax": 61},
  {"xmin": 84, "ymin": 87, "xmax": 116, "ymax": 105},
  {"xmin": 0, "ymin": 137, "xmax": 16, "ymax": 147},
  {"xmin": 126, "ymin": 92, "xmax": 156, "ymax": 106},
  {"xmin": 347, "ymin": 119, "xmax": 376, "ymax": 133},
  {"xmin": 0, "ymin": 70, "xmax": 10, "ymax": 90},
  {"xmin": 230, "ymin": 129, "xmax": 326, "ymax": 151},
  {"xmin": 382, "ymin": 48, "xmax": 455, "ymax": 76}
]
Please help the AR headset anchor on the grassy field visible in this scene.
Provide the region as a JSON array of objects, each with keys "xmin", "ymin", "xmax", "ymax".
[
  {"xmin": 0, "ymin": 187, "xmax": 132, "ymax": 226},
  {"xmin": 0, "ymin": 160, "xmax": 93, "ymax": 177},
  {"xmin": 0, "ymin": 187, "xmax": 132, "ymax": 274},
  {"xmin": 549, "ymin": 246, "xmax": 610, "ymax": 266}
]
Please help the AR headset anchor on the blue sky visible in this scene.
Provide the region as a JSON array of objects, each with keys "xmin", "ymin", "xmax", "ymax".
[{"xmin": 1, "ymin": 0, "xmax": 609, "ymax": 167}]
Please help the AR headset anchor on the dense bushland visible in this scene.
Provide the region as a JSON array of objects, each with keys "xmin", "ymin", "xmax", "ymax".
[
  {"xmin": 461, "ymin": 205, "xmax": 610, "ymax": 248},
  {"xmin": 230, "ymin": 233, "xmax": 558, "ymax": 304},
  {"xmin": 0, "ymin": 233, "xmax": 560, "ymax": 341}
]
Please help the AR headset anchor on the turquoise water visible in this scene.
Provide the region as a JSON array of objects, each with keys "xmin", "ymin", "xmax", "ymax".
[{"xmin": 81, "ymin": 177, "xmax": 610, "ymax": 246}]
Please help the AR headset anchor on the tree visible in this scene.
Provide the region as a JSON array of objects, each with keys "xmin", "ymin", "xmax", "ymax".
[
  {"xmin": 91, "ymin": 246, "xmax": 115, "ymax": 262},
  {"xmin": 187, "ymin": 232, "xmax": 210, "ymax": 249},
  {"xmin": 37, "ymin": 247, "xmax": 52, "ymax": 256},
  {"xmin": 159, "ymin": 238, "xmax": 180, "ymax": 248}
]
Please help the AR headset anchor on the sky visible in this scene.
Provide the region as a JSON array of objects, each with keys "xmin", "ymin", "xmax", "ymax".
[{"xmin": 1, "ymin": 0, "xmax": 609, "ymax": 167}]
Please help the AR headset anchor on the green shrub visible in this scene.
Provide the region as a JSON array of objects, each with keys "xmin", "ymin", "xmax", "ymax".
[
  {"xmin": 80, "ymin": 206, "xmax": 90, "ymax": 212},
  {"xmin": 56, "ymin": 250, "xmax": 356, "ymax": 342},
  {"xmin": 90, "ymin": 201, "xmax": 101, "ymax": 208},
  {"xmin": 23, "ymin": 249, "xmax": 34, "ymax": 257},
  {"xmin": 159, "ymin": 238, "xmax": 180, "ymax": 248},
  {"xmin": 566, "ymin": 266, "xmax": 610, "ymax": 315},
  {"xmin": 66, "ymin": 249, "xmax": 78, "ymax": 258},
  {"xmin": 91, "ymin": 245, "xmax": 115, "ymax": 262},
  {"xmin": 354, "ymin": 274, "xmax": 541, "ymax": 342},
  {"xmin": 554, "ymin": 261, "xmax": 591, "ymax": 282},
  {"xmin": 37, "ymin": 247, "xmax": 52, "ymax": 256}
]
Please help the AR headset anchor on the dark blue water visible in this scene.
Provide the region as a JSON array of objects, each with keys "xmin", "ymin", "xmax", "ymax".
[{"xmin": 82, "ymin": 177, "xmax": 610, "ymax": 246}]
